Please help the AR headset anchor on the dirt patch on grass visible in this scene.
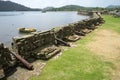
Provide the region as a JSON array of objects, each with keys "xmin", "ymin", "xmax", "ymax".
[
  {"xmin": 87, "ymin": 29, "xmax": 120, "ymax": 80},
  {"xmin": 87, "ymin": 30, "xmax": 120, "ymax": 60}
]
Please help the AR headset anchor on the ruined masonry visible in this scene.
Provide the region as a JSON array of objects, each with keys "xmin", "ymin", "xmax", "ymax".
[
  {"xmin": 0, "ymin": 43, "xmax": 15, "ymax": 79},
  {"xmin": 0, "ymin": 12, "xmax": 105, "ymax": 79},
  {"xmin": 12, "ymin": 18, "xmax": 104, "ymax": 60}
]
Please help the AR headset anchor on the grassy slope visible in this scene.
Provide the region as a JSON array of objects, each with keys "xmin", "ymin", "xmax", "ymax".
[
  {"xmin": 31, "ymin": 15, "xmax": 120, "ymax": 80},
  {"xmin": 100, "ymin": 15, "xmax": 120, "ymax": 33}
]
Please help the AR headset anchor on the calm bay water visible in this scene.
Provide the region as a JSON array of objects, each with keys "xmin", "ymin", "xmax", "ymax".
[{"xmin": 0, "ymin": 11, "xmax": 89, "ymax": 47}]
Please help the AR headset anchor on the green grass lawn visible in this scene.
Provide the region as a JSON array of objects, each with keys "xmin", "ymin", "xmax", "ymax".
[
  {"xmin": 100, "ymin": 15, "xmax": 120, "ymax": 33},
  {"xmin": 31, "ymin": 15, "xmax": 120, "ymax": 80}
]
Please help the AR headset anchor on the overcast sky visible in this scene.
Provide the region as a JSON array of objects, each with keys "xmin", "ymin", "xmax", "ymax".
[{"xmin": 7, "ymin": 0, "xmax": 120, "ymax": 8}]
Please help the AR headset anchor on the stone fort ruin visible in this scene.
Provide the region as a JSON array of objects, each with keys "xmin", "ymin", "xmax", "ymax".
[{"xmin": 0, "ymin": 12, "xmax": 105, "ymax": 79}]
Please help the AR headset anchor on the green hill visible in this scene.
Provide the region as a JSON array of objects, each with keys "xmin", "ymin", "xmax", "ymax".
[
  {"xmin": 43, "ymin": 5, "xmax": 85, "ymax": 11},
  {"xmin": 107, "ymin": 5, "xmax": 120, "ymax": 8},
  {"xmin": 0, "ymin": 0, "xmax": 41, "ymax": 11}
]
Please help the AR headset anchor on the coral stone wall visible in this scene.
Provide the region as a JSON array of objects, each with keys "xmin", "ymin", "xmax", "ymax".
[
  {"xmin": 12, "ymin": 17, "xmax": 104, "ymax": 58},
  {"xmin": 0, "ymin": 12, "xmax": 105, "ymax": 79},
  {"xmin": 0, "ymin": 42, "xmax": 14, "ymax": 72},
  {"xmin": 12, "ymin": 30, "xmax": 55, "ymax": 57}
]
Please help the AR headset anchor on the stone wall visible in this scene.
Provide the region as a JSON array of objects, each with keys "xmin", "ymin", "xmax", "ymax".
[
  {"xmin": 78, "ymin": 11, "xmax": 102, "ymax": 18},
  {"xmin": 12, "ymin": 30, "xmax": 55, "ymax": 58},
  {"xmin": 54, "ymin": 18, "xmax": 104, "ymax": 39},
  {"xmin": 77, "ymin": 11, "xmax": 93, "ymax": 16},
  {"xmin": 0, "ymin": 42, "xmax": 15, "ymax": 78},
  {"xmin": 0, "ymin": 12, "xmax": 105, "ymax": 79},
  {"xmin": 12, "ymin": 17, "xmax": 104, "ymax": 59}
]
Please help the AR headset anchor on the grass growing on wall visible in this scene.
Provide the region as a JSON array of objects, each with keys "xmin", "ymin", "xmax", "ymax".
[{"xmin": 31, "ymin": 15, "xmax": 120, "ymax": 80}]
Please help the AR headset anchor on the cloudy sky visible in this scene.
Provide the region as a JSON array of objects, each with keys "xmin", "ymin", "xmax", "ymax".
[{"xmin": 7, "ymin": 0, "xmax": 120, "ymax": 8}]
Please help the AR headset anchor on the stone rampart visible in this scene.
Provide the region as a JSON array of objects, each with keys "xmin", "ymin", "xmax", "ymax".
[
  {"xmin": 12, "ymin": 17, "xmax": 104, "ymax": 59},
  {"xmin": 12, "ymin": 30, "xmax": 55, "ymax": 58},
  {"xmin": 0, "ymin": 12, "xmax": 105, "ymax": 79},
  {"xmin": 0, "ymin": 42, "xmax": 15, "ymax": 79}
]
